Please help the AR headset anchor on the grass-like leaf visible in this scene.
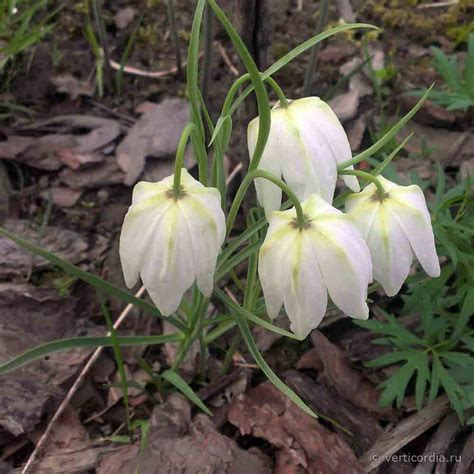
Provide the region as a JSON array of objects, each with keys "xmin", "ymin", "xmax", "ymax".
[
  {"xmin": 0, "ymin": 227, "xmax": 187, "ymax": 332},
  {"xmin": 0, "ymin": 334, "xmax": 182, "ymax": 375},
  {"xmin": 161, "ymin": 369, "xmax": 212, "ymax": 415}
]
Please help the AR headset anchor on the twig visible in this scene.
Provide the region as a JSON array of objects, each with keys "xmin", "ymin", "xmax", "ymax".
[
  {"xmin": 21, "ymin": 286, "xmax": 146, "ymax": 474},
  {"xmin": 359, "ymin": 395, "xmax": 451, "ymax": 472},
  {"xmin": 108, "ymin": 52, "xmax": 203, "ymax": 78},
  {"xmin": 217, "ymin": 41, "xmax": 239, "ymax": 76},
  {"xmin": 417, "ymin": 0, "xmax": 459, "ymax": 9},
  {"xmin": 225, "ymin": 162, "xmax": 243, "ymax": 186}
]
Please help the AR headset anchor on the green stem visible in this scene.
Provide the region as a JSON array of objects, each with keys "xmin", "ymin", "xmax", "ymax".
[
  {"xmin": 172, "ymin": 296, "xmax": 208, "ymax": 372},
  {"xmin": 97, "ymin": 292, "xmax": 132, "ymax": 435},
  {"xmin": 222, "ymin": 73, "xmax": 251, "ymax": 116},
  {"xmin": 227, "ymin": 170, "xmax": 306, "ymax": 235},
  {"xmin": 173, "ymin": 123, "xmax": 196, "ymax": 195},
  {"xmin": 166, "ymin": 0, "xmax": 183, "ymax": 80},
  {"xmin": 222, "ymin": 332, "xmax": 242, "ymax": 373},
  {"xmin": 303, "ymin": 0, "xmax": 330, "ymax": 95},
  {"xmin": 339, "ymin": 169, "xmax": 385, "ymax": 197},
  {"xmin": 265, "ymin": 76, "xmax": 289, "ymax": 107},
  {"xmin": 207, "ymin": 0, "xmax": 271, "ymax": 173}
]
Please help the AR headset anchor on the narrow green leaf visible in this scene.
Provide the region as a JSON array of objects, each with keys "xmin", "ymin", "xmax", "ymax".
[
  {"xmin": 229, "ymin": 303, "xmax": 318, "ymax": 419},
  {"xmin": 0, "ymin": 334, "xmax": 182, "ymax": 375},
  {"xmin": 161, "ymin": 369, "xmax": 211, "ymax": 415},
  {"xmin": 365, "ymin": 350, "xmax": 415, "ymax": 368},
  {"xmin": 428, "ymin": 356, "xmax": 442, "ymax": 403},
  {"xmin": 432, "ymin": 46, "xmax": 460, "ymax": 91},
  {"xmin": 451, "ymin": 288, "xmax": 474, "ymax": 342},
  {"xmin": 0, "ymin": 227, "xmax": 187, "ymax": 332},
  {"xmin": 340, "ymin": 85, "xmax": 433, "ymax": 169},
  {"xmin": 230, "ymin": 23, "xmax": 377, "ymax": 115},
  {"xmin": 208, "ymin": 115, "xmax": 231, "ymax": 146},
  {"xmin": 465, "ymin": 33, "xmax": 474, "ymax": 97},
  {"xmin": 214, "ymin": 287, "xmax": 300, "ymax": 340}
]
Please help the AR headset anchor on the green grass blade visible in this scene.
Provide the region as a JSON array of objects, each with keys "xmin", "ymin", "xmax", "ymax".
[
  {"xmin": 0, "ymin": 227, "xmax": 187, "ymax": 332},
  {"xmin": 214, "ymin": 287, "xmax": 300, "ymax": 340},
  {"xmin": 339, "ymin": 85, "xmax": 433, "ymax": 169},
  {"xmin": 465, "ymin": 33, "xmax": 474, "ymax": 97},
  {"xmin": 161, "ymin": 369, "xmax": 212, "ymax": 415},
  {"xmin": 230, "ymin": 23, "xmax": 377, "ymax": 115},
  {"xmin": 229, "ymin": 302, "xmax": 317, "ymax": 418},
  {"xmin": 0, "ymin": 334, "xmax": 182, "ymax": 375}
]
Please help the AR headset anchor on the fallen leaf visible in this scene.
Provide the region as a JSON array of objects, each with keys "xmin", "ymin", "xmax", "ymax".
[
  {"xmin": 33, "ymin": 406, "xmax": 100, "ymax": 473},
  {"xmin": 116, "ymin": 98, "xmax": 190, "ymax": 185},
  {"xmin": 0, "ymin": 284, "xmax": 97, "ymax": 443},
  {"xmin": 51, "ymin": 74, "xmax": 94, "ymax": 99},
  {"xmin": 310, "ymin": 331, "xmax": 391, "ymax": 417},
  {"xmin": 42, "ymin": 186, "xmax": 82, "ymax": 208},
  {"xmin": 228, "ymin": 381, "xmax": 363, "ymax": 473},
  {"xmin": 58, "ymin": 149, "xmax": 104, "ymax": 170},
  {"xmin": 114, "ymin": 7, "xmax": 137, "ymax": 30},
  {"xmin": 397, "ymin": 120, "xmax": 474, "ymax": 166},
  {"xmin": 0, "ymin": 219, "xmax": 88, "ymax": 278},
  {"xmin": 98, "ymin": 394, "xmax": 270, "ymax": 474},
  {"xmin": 59, "ymin": 156, "xmax": 125, "ymax": 189}
]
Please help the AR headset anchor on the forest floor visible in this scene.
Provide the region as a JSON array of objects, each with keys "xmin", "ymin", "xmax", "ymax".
[{"xmin": 0, "ymin": 0, "xmax": 473, "ymax": 473}]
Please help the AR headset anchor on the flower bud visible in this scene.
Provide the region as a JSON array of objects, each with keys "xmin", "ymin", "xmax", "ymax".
[
  {"xmin": 119, "ymin": 169, "xmax": 225, "ymax": 315},
  {"xmin": 248, "ymin": 97, "xmax": 359, "ymax": 219},
  {"xmin": 258, "ymin": 194, "xmax": 372, "ymax": 338},
  {"xmin": 345, "ymin": 176, "xmax": 440, "ymax": 296}
]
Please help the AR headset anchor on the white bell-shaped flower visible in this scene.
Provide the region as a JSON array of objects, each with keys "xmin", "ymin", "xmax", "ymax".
[
  {"xmin": 119, "ymin": 169, "xmax": 225, "ymax": 315},
  {"xmin": 345, "ymin": 176, "xmax": 440, "ymax": 297},
  {"xmin": 258, "ymin": 194, "xmax": 372, "ymax": 339},
  {"xmin": 248, "ymin": 97, "xmax": 359, "ymax": 219}
]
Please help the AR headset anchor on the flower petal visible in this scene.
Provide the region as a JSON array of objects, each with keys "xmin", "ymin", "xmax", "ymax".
[
  {"xmin": 387, "ymin": 186, "xmax": 440, "ymax": 277},
  {"xmin": 290, "ymin": 97, "xmax": 359, "ymax": 193},
  {"xmin": 248, "ymin": 116, "xmax": 283, "ymax": 218},
  {"xmin": 311, "ymin": 215, "xmax": 372, "ymax": 319},
  {"xmin": 283, "ymin": 232, "xmax": 328, "ymax": 338},
  {"xmin": 140, "ymin": 204, "xmax": 196, "ymax": 315},
  {"xmin": 119, "ymin": 194, "xmax": 171, "ymax": 288},
  {"xmin": 366, "ymin": 205, "xmax": 413, "ymax": 296}
]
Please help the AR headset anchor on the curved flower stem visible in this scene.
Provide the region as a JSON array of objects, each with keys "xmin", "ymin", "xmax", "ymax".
[
  {"xmin": 207, "ymin": 0, "xmax": 271, "ymax": 173},
  {"xmin": 221, "ymin": 73, "xmax": 251, "ymax": 117},
  {"xmin": 227, "ymin": 170, "xmax": 306, "ymax": 235},
  {"xmin": 339, "ymin": 169, "xmax": 385, "ymax": 198},
  {"xmin": 173, "ymin": 123, "xmax": 197, "ymax": 195},
  {"xmin": 265, "ymin": 76, "xmax": 289, "ymax": 107}
]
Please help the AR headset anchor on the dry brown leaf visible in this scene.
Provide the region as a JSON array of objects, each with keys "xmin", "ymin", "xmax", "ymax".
[
  {"xmin": 0, "ymin": 284, "xmax": 97, "ymax": 443},
  {"xmin": 0, "ymin": 219, "xmax": 88, "ymax": 278},
  {"xmin": 98, "ymin": 394, "xmax": 270, "ymax": 474},
  {"xmin": 116, "ymin": 98, "xmax": 190, "ymax": 185},
  {"xmin": 228, "ymin": 381, "xmax": 363, "ymax": 473}
]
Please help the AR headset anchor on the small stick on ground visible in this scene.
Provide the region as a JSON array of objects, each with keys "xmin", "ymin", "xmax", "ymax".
[
  {"xmin": 359, "ymin": 395, "xmax": 451, "ymax": 472},
  {"xmin": 21, "ymin": 286, "xmax": 146, "ymax": 474},
  {"xmin": 217, "ymin": 41, "xmax": 239, "ymax": 76}
]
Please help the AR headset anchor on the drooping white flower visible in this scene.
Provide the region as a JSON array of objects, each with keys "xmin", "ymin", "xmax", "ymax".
[
  {"xmin": 248, "ymin": 97, "xmax": 359, "ymax": 219},
  {"xmin": 345, "ymin": 176, "xmax": 440, "ymax": 297},
  {"xmin": 119, "ymin": 169, "xmax": 225, "ymax": 315},
  {"xmin": 258, "ymin": 194, "xmax": 372, "ymax": 339}
]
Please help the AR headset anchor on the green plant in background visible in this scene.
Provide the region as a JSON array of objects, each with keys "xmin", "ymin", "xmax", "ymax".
[
  {"xmin": 356, "ymin": 168, "xmax": 474, "ymax": 421},
  {"xmin": 0, "ymin": 0, "xmax": 57, "ymax": 71},
  {"xmin": 411, "ymin": 33, "xmax": 474, "ymax": 112}
]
